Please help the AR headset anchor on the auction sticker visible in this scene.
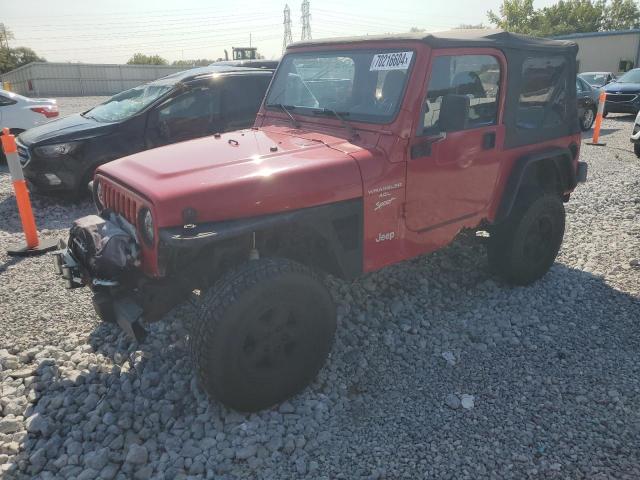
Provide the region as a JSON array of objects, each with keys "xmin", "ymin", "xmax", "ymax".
[{"xmin": 370, "ymin": 51, "xmax": 413, "ymax": 71}]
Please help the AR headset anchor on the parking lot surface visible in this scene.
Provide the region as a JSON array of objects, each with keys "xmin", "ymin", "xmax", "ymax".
[{"xmin": 1, "ymin": 98, "xmax": 640, "ymax": 479}]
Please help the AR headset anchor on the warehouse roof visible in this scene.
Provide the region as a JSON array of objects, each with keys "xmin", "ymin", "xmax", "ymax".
[
  {"xmin": 554, "ymin": 28, "xmax": 640, "ymax": 40},
  {"xmin": 290, "ymin": 29, "xmax": 577, "ymax": 52}
]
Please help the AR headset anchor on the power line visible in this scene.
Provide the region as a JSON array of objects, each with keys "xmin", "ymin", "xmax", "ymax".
[
  {"xmin": 301, "ymin": 0, "xmax": 311, "ymax": 41},
  {"xmin": 283, "ymin": 4, "xmax": 293, "ymax": 53}
]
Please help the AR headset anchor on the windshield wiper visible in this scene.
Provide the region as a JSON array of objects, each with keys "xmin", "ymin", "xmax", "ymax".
[
  {"xmin": 312, "ymin": 108, "xmax": 358, "ymax": 139},
  {"xmin": 267, "ymin": 103, "xmax": 300, "ymax": 129}
]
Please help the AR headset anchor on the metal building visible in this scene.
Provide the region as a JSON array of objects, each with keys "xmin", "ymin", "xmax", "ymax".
[
  {"xmin": 0, "ymin": 62, "xmax": 185, "ymax": 96},
  {"xmin": 554, "ymin": 29, "xmax": 640, "ymax": 74}
]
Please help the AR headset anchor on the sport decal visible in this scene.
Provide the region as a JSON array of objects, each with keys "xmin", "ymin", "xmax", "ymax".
[{"xmin": 370, "ymin": 52, "xmax": 413, "ymax": 71}]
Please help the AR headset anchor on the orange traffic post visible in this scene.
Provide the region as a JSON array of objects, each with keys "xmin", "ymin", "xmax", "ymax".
[
  {"xmin": 1, "ymin": 128, "xmax": 58, "ymax": 256},
  {"xmin": 587, "ymin": 90, "xmax": 607, "ymax": 147}
]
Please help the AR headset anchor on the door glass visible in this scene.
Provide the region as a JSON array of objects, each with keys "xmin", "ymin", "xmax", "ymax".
[
  {"xmin": 222, "ymin": 75, "xmax": 272, "ymax": 128},
  {"xmin": 154, "ymin": 84, "xmax": 220, "ymax": 142},
  {"xmin": 517, "ymin": 56, "xmax": 567, "ymax": 130},
  {"xmin": 421, "ymin": 54, "xmax": 501, "ymax": 135}
]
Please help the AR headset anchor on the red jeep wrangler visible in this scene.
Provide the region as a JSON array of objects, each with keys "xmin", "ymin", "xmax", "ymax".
[{"xmin": 54, "ymin": 30, "xmax": 587, "ymax": 412}]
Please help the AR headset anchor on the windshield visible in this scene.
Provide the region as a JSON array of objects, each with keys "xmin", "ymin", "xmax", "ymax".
[
  {"xmin": 265, "ymin": 49, "xmax": 414, "ymax": 124},
  {"xmin": 580, "ymin": 73, "xmax": 608, "ymax": 86},
  {"xmin": 85, "ymin": 83, "xmax": 173, "ymax": 122},
  {"xmin": 617, "ymin": 70, "xmax": 640, "ymax": 84}
]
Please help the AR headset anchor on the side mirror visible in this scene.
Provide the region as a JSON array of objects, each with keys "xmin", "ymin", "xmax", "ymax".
[{"xmin": 439, "ymin": 94, "xmax": 470, "ymax": 132}]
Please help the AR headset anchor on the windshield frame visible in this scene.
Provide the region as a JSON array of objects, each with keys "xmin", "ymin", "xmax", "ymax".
[
  {"xmin": 265, "ymin": 47, "xmax": 416, "ymax": 126},
  {"xmin": 616, "ymin": 69, "xmax": 640, "ymax": 84},
  {"xmin": 83, "ymin": 82, "xmax": 176, "ymax": 123}
]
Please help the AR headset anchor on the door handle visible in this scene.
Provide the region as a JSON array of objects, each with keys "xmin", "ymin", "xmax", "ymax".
[
  {"xmin": 410, "ymin": 132, "xmax": 447, "ymax": 159},
  {"xmin": 483, "ymin": 132, "xmax": 496, "ymax": 150}
]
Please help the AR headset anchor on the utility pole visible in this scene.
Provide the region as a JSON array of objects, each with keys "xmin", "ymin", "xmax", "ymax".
[
  {"xmin": 301, "ymin": 0, "xmax": 311, "ymax": 41},
  {"xmin": 0, "ymin": 23, "xmax": 10, "ymax": 50},
  {"xmin": 283, "ymin": 4, "xmax": 293, "ymax": 53}
]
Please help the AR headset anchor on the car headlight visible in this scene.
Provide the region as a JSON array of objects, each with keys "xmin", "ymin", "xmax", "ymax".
[
  {"xmin": 138, "ymin": 207, "xmax": 155, "ymax": 246},
  {"xmin": 34, "ymin": 141, "xmax": 79, "ymax": 157},
  {"xmin": 93, "ymin": 179, "xmax": 104, "ymax": 211}
]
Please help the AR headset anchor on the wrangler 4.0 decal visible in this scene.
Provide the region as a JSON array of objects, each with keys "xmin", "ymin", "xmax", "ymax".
[
  {"xmin": 374, "ymin": 196, "xmax": 397, "ymax": 211},
  {"xmin": 370, "ymin": 52, "xmax": 413, "ymax": 71},
  {"xmin": 367, "ymin": 182, "xmax": 403, "ymax": 196}
]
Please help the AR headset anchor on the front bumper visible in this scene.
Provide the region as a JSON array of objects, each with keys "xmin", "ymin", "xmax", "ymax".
[
  {"xmin": 52, "ymin": 238, "xmax": 147, "ymax": 341},
  {"xmin": 22, "ymin": 151, "xmax": 85, "ymax": 194},
  {"xmin": 52, "ymin": 213, "xmax": 193, "ymax": 341},
  {"xmin": 605, "ymin": 99, "xmax": 640, "ymax": 115}
]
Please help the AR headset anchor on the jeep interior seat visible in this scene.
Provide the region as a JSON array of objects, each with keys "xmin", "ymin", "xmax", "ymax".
[{"xmin": 451, "ymin": 71, "xmax": 486, "ymax": 98}]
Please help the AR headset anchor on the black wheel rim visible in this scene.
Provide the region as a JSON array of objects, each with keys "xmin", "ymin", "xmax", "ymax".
[
  {"xmin": 238, "ymin": 304, "xmax": 306, "ymax": 377},
  {"xmin": 522, "ymin": 214, "xmax": 554, "ymax": 264}
]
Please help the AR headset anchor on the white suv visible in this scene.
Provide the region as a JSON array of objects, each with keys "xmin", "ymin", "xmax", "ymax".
[{"xmin": 0, "ymin": 89, "xmax": 58, "ymax": 134}]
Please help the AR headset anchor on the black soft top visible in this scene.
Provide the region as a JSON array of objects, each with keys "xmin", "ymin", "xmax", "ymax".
[{"xmin": 290, "ymin": 29, "xmax": 577, "ymax": 53}]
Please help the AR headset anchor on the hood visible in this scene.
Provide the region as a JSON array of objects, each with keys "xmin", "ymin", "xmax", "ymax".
[
  {"xmin": 98, "ymin": 126, "xmax": 365, "ymax": 227},
  {"xmin": 18, "ymin": 113, "xmax": 116, "ymax": 146},
  {"xmin": 604, "ymin": 82, "xmax": 640, "ymax": 93}
]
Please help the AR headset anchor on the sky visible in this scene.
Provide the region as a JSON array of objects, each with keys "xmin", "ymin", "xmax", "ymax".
[{"xmin": 2, "ymin": 0, "xmax": 559, "ymax": 64}]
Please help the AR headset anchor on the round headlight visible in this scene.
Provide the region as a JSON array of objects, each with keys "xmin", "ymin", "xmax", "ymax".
[{"xmin": 138, "ymin": 208, "xmax": 155, "ymax": 246}]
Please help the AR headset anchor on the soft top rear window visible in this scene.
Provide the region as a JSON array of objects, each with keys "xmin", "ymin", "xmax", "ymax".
[{"xmin": 265, "ymin": 49, "xmax": 414, "ymax": 124}]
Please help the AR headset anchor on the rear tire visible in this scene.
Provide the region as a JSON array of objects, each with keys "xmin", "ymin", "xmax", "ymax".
[
  {"xmin": 488, "ymin": 193, "xmax": 565, "ymax": 286},
  {"xmin": 580, "ymin": 108, "xmax": 596, "ymax": 131},
  {"xmin": 635, "ymin": 143, "xmax": 640, "ymax": 158},
  {"xmin": 190, "ymin": 258, "xmax": 336, "ymax": 412}
]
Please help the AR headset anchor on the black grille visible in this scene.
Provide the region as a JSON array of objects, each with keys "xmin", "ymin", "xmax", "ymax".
[
  {"xmin": 606, "ymin": 93, "xmax": 637, "ymax": 103},
  {"xmin": 101, "ymin": 181, "xmax": 139, "ymax": 225}
]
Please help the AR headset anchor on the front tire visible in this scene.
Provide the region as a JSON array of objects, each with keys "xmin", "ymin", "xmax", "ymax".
[
  {"xmin": 488, "ymin": 193, "xmax": 565, "ymax": 286},
  {"xmin": 634, "ymin": 143, "xmax": 640, "ymax": 158},
  {"xmin": 190, "ymin": 258, "xmax": 336, "ymax": 412}
]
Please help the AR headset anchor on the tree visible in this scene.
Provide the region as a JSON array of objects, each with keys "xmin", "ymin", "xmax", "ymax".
[
  {"xmin": 172, "ymin": 59, "xmax": 215, "ymax": 67},
  {"xmin": 126, "ymin": 53, "xmax": 168, "ymax": 65},
  {"xmin": 488, "ymin": 0, "xmax": 640, "ymax": 36},
  {"xmin": 602, "ymin": 0, "xmax": 640, "ymax": 30},
  {"xmin": 536, "ymin": 0, "xmax": 606, "ymax": 36},
  {"xmin": 487, "ymin": 0, "xmax": 540, "ymax": 35},
  {"xmin": 0, "ymin": 47, "xmax": 45, "ymax": 74}
]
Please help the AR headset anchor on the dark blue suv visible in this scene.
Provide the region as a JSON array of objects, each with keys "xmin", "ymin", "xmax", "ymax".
[{"xmin": 603, "ymin": 68, "xmax": 640, "ymax": 116}]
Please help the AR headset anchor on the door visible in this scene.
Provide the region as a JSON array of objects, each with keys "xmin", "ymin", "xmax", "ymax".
[
  {"xmin": 145, "ymin": 80, "xmax": 222, "ymax": 148},
  {"xmin": 405, "ymin": 52, "xmax": 505, "ymax": 232},
  {"xmin": 0, "ymin": 93, "xmax": 18, "ymax": 127},
  {"xmin": 221, "ymin": 74, "xmax": 272, "ymax": 130}
]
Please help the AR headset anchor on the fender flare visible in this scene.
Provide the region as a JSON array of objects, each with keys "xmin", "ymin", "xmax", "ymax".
[
  {"xmin": 158, "ymin": 199, "xmax": 364, "ymax": 279},
  {"xmin": 495, "ymin": 146, "xmax": 576, "ymax": 223}
]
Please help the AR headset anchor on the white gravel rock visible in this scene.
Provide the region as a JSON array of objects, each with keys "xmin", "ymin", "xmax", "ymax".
[{"xmin": 0, "ymin": 102, "xmax": 639, "ymax": 478}]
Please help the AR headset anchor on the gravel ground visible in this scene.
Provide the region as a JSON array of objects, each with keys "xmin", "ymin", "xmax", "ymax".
[{"xmin": 1, "ymin": 99, "xmax": 640, "ymax": 479}]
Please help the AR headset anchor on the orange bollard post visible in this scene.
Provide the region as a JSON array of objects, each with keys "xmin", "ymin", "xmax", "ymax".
[
  {"xmin": 1, "ymin": 128, "xmax": 58, "ymax": 256},
  {"xmin": 587, "ymin": 90, "xmax": 607, "ymax": 147}
]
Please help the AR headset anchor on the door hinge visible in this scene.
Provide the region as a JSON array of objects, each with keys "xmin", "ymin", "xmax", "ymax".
[{"xmin": 400, "ymin": 202, "xmax": 407, "ymax": 218}]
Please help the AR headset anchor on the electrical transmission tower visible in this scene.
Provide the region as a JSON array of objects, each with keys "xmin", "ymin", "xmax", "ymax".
[
  {"xmin": 301, "ymin": 0, "xmax": 311, "ymax": 41},
  {"xmin": 283, "ymin": 4, "xmax": 293, "ymax": 53}
]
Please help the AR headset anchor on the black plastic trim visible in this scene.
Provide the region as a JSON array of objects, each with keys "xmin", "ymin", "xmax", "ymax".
[{"xmin": 495, "ymin": 147, "xmax": 575, "ymax": 222}]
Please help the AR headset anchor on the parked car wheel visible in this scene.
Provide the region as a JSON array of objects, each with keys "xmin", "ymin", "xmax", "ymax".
[
  {"xmin": 488, "ymin": 193, "xmax": 565, "ymax": 286},
  {"xmin": 190, "ymin": 258, "xmax": 336, "ymax": 412},
  {"xmin": 634, "ymin": 143, "xmax": 640, "ymax": 158},
  {"xmin": 580, "ymin": 107, "xmax": 596, "ymax": 131}
]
